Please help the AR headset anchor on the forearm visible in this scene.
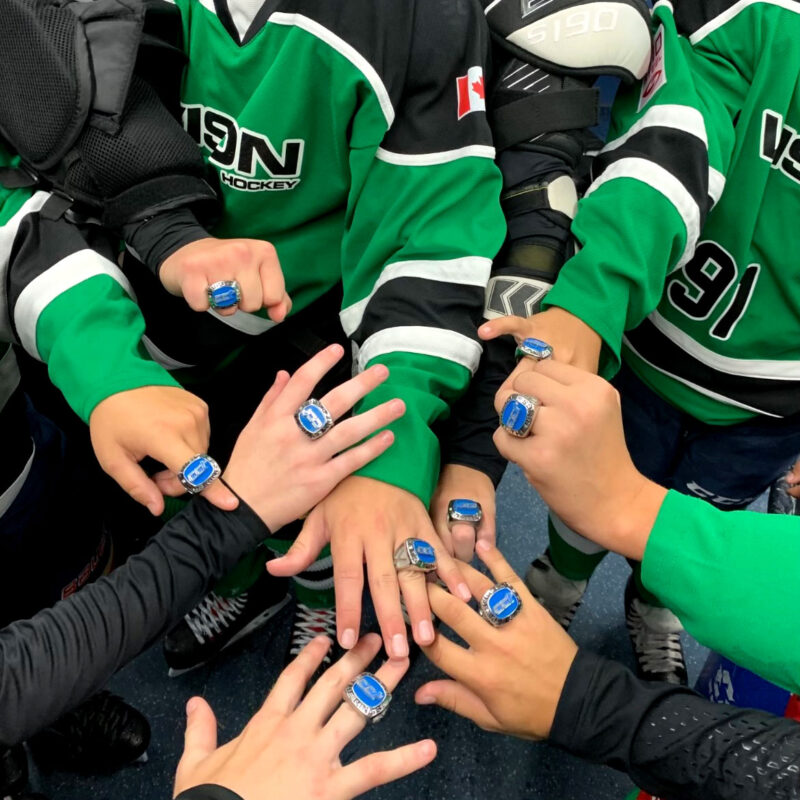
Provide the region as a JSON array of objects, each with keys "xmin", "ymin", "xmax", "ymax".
[
  {"xmin": 551, "ymin": 649, "xmax": 800, "ymax": 800},
  {"xmin": 0, "ymin": 498, "xmax": 269, "ymax": 747}
]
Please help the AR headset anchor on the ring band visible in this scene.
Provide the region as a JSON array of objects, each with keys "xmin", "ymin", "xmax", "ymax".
[
  {"xmin": 479, "ymin": 583, "xmax": 522, "ymax": 627},
  {"xmin": 294, "ymin": 399, "xmax": 334, "ymax": 439},
  {"xmin": 515, "ymin": 337, "xmax": 553, "ymax": 362},
  {"xmin": 178, "ymin": 454, "xmax": 221, "ymax": 494},
  {"xmin": 499, "ymin": 393, "xmax": 540, "ymax": 438},
  {"xmin": 447, "ymin": 499, "xmax": 483, "ymax": 529},
  {"xmin": 343, "ymin": 673, "xmax": 392, "ymax": 723},
  {"xmin": 207, "ymin": 280, "xmax": 242, "ymax": 309},
  {"xmin": 393, "ymin": 538, "xmax": 437, "ymax": 572}
]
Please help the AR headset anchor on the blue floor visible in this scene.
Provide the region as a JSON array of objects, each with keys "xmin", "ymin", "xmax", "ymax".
[{"xmin": 34, "ymin": 466, "xmax": 716, "ymax": 800}]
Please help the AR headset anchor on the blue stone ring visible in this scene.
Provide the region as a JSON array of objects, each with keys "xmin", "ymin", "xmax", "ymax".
[
  {"xmin": 294, "ymin": 398, "xmax": 334, "ymax": 439},
  {"xmin": 500, "ymin": 392, "xmax": 540, "ymax": 438},
  {"xmin": 515, "ymin": 337, "xmax": 553, "ymax": 362},
  {"xmin": 447, "ymin": 499, "xmax": 483, "ymax": 529},
  {"xmin": 479, "ymin": 582, "xmax": 523, "ymax": 627},
  {"xmin": 393, "ymin": 538, "xmax": 437, "ymax": 573},
  {"xmin": 178, "ymin": 454, "xmax": 222, "ymax": 494},
  {"xmin": 207, "ymin": 280, "xmax": 242, "ymax": 309},
  {"xmin": 343, "ymin": 672, "xmax": 392, "ymax": 723}
]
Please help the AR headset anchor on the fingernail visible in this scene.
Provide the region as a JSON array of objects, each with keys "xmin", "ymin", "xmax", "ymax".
[
  {"xmin": 390, "ymin": 399, "xmax": 405, "ymax": 414},
  {"xmin": 421, "ymin": 740, "xmax": 436, "ymax": 757},
  {"xmin": 418, "ymin": 619, "xmax": 434, "ymax": 644},
  {"xmin": 341, "ymin": 628, "xmax": 357, "ymax": 649},
  {"xmin": 330, "ymin": 344, "xmax": 344, "ymax": 356},
  {"xmin": 416, "ymin": 695, "xmax": 436, "ymax": 705},
  {"xmin": 476, "ymin": 540, "xmax": 490, "ymax": 553},
  {"xmin": 186, "ymin": 698, "xmax": 198, "ymax": 715},
  {"xmin": 381, "ymin": 431, "xmax": 395, "ymax": 442},
  {"xmin": 147, "ymin": 502, "xmax": 160, "ymax": 516},
  {"xmin": 391, "ymin": 633, "xmax": 409, "ymax": 658},
  {"xmin": 458, "ymin": 583, "xmax": 472, "ymax": 602},
  {"xmin": 372, "ymin": 364, "xmax": 389, "ymax": 378}
]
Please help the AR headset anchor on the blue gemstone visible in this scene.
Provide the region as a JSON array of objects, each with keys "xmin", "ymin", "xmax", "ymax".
[
  {"xmin": 183, "ymin": 457, "xmax": 214, "ymax": 487},
  {"xmin": 488, "ymin": 586, "xmax": 520, "ymax": 620},
  {"xmin": 211, "ymin": 286, "xmax": 239, "ymax": 308},
  {"xmin": 521, "ymin": 337, "xmax": 551, "ymax": 357},
  {"xmin": 411, "ymin": 539, "xmax": 436, "ymax": 564},
  {"xmin": 451, "ymin": 499, "xmax": 480, "ymax": 518},
  {"xmin": 501, "ymin": 399, "xmax": 528, "ymax": 431},
  {"xmin": 297, "ymin": 404, "xmax": 327, "ymax": 433},
  {"xmin": 352, "ymin": 675, "xmax": 387, "ymax": 709}
]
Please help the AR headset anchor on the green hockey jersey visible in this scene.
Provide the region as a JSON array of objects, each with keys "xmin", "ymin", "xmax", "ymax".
[
  {"xmin": 545, "ymin": 0, "xmax": 800, "ymax": 424},
  {"xmin": 153, "ymin": 0, "xmax": 506, "ymax": 501}
]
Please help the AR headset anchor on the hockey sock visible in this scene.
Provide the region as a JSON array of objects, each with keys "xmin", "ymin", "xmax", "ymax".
[
  {"xmin": 631, "ymin": 561, "xmax": 664, "ymax": 607},
  {"xmin": 548, "ymin": 517, "xmax": 606, "ymax": 581},
  {"xmin": 213, "ymin": 545, "xmax": 269, "ymax": 597},
  {"xmin": 160, "ymin": 494, "xmax": 190, "ymax": 522}
]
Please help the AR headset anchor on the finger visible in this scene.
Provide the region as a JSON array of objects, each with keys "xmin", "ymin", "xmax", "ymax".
[
  {"xmin": 235, "ymin": 268, "xmax": 263, "ymax": 314},
  {"xmin": 319, "ymin": 363, "xmax": 390, "ymax": 420},
  {"xmin": 272, "ymin": 344, "xmax": 346, "ymax": 415},
  {"xmin": 434, "ymin": 518, "xmax": 456, "ymax": 559},
  {"xmin": 492, "ymin": 358, "xmax": 538, "ymax": 413},
  {"xmin": 415, "ymin": 680, "xmax": 499, "ymax": 729},
  {"xmin": 419, "ymin": 623, "xmax": 473, "ymax": 682},
  {"xmin": 476, "ymin": 507, "xmax": 497, "ymax": 549},
  {"xmin": 333, "ymin": 739, "xmax": 436, "ymax": 799},
  {"xmin": 102, "ymin": 448, "xmax": 165, "ymax": 516},
  {"xmin": 320, "ymin": 654, "xmax": 410, "ymax": 750},
  {"xmin": 322, "ymin": 399, "xmax": 405, "ymax": 457},
  {"xmin": 297, "ymin": 633, "xmax": 383, "ymax": 727},
  {"xmin": 450, "ymin": 523, "xmax": 477, "ymax": 563},
  {"xmin": 364, "ymin": 537, "xmax": 409, "ymax": 659},
  {"xmin": 475, "ymin": 540, "xmax": 527, "ymax": 594},
  {"xmin": 433, "ymin": 544, "xmax": 472, "ymax": 604},
  {"xmin": 181, "ymin": 696, "xmax": 218, "ymax": 765},
  {"xmin": 265, "ymin": 292, "xmax": 292, "ymax": 323},
  {"xmin": 258, "ymin": 635, "xmax": 332, "ymax": 717},
  {"xmin": 477, "ymin": 315, "xmax": 530, "ymax": 343},
  {"xmin": 397, "ymin": 566, "xmax": 435, "ymax": 646},
  {"xmin": 258, "ymin": 255, "xmax": 287, "ymax": 308},
  {"xmin": 328, "ymin": 430, "xmax": 395, "ymax": 484},
  {"xmin": 494, "ymin": 375, "xmax": 566, "ymax": 420},
  {"xmin": 329, "ymin": 515, "xmax": 364, "ymax": 650},
  {"xmin": 267, "ymin": 509, "xmax": 329, "ymax": 577},
  {"xmin": 533, "ymin": 358, "xmax": 588, "ymax": 386},
  {"xmin": 153, "ymin": 470, "xmax": 188, "ymax": 497},
  {"xmin": 250, "ymin": 370, "xmax": 291, "ymax": 420},
  {"xmin": 182, "ymin": 272, "xmax": 212, "ymax": 312},
  {"xmin": 788, "ymin": 484, "xmax": 800, "ymax": 498},
  {"xmin": 199, "ymin": 479, "xmax": 239, "ymax": 511},
  {"xmin": 456, "ymin": 559, "xmax": 494, "ymax": 600},
  {"xmin": 425, "ymin": 582, "xmax": 486, "ymax": 645}
]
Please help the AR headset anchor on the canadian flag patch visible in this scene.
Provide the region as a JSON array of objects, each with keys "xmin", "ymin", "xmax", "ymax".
[{"xmin": 456, "ymin": 66, "xmax": 486, "ymax": 120}]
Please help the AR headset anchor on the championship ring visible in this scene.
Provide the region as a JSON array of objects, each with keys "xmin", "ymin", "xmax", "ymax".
[
  {"xmin": 499, "ymin": 393, "xmax": 540, "ymax": 438},
  {"xmin": 479, "ymin": 583, "xmax": 522, "ymax": 627},
  {"xmin": 393, "ymin": 538, "xmax": 437, "ymax": 573},
  {"xmin": 178, "ymin": 454, "xmax": 221, "ymax": 494},
  {"xmin": 343, "ymin": 673, "xmax": 392, "ymax": 723},
  {"xmin": 207, "ymin": 280, "xmax": 242, "ymax": 309},
  {"xmin": 515, "ymin": 337, "xmax": 553, "ymax": 362},
  {"xmin": 294, "ymin": 399, "xmax": 334, "ymax": 439},
  {"xmin": 447, "ymin": 499, "xmax": 483, "ymax": 529}
]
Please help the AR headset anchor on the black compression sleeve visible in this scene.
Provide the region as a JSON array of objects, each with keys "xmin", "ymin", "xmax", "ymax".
[
  {"xmin": 175, "ymin": 785, "xmax": 244, "ymax": 800},
  {"xmin": 122, "ymin": 206, "xmax": 211, "ymax": 276},
  {"xmin": 0, "ymin": 498, "xmax": 270, "ymax": 747},
  {"xmin": 550, "ymin": 649, "xmax": 800, "ymax": 800}
]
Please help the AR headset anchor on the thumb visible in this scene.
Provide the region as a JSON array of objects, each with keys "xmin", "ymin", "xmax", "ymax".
[
  {"xmin": 785, "ymin": 461, "xmax": 800, "ymax": 486},
  {"xmin": 267, "ymin": 509, "xmax": 328, "ymax": 576},
  {"xmin": 182, "ymin": 696, "xmax": 218, "ymax": 764},
  {"xmin": 478, "ymin": 315, "xmax": 529, "ymax": 343},
  {"xmin": 415, "ymin": 680, "xmax": 498, "ymax": 730},
  {"xmin": 102, "ymin": 447, "xmax": 165, "ymax": 516}
]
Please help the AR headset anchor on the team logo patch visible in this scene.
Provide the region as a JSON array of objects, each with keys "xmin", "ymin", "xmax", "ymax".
[
  {"xmin": 638, "ymin": 25, "xmax": 666, "ymax": 112},
  {"xmin": 457, "ymin": 66, "xmax": 486, "ymax": 120}
]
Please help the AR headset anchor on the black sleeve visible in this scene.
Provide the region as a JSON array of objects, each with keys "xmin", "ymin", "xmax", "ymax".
[
  {"xmin": 0, "ymin": 497, "xmax": 270, "ymax": 748},
  {"xmin": 175, "ymin": 785, "xmax": 244, "ymax": 800},
  {"xmin": 550, "ymin": 649, "xmax": 800, "ymax": 800}
]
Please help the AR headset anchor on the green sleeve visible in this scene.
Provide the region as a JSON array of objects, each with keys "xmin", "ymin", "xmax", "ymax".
[
  {"xmin": 641, "ymin": 490, "xmax": 800, "ymax": 693},
  {"xmin": 543, "ymin": 3, "xmax": 742, "ymax": 378}
]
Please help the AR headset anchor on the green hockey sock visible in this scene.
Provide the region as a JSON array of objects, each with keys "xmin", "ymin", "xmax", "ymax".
[
  {"xmin": 213, "ymin": 546, "xmax": 269, "ymax": 598},
  {"xmin": 548, "ymin": 518, "xmax": 606, "ymax": 581},
  {"xmin": 632, "ymin": 561, "xmax": 663, "ymax": 607}
]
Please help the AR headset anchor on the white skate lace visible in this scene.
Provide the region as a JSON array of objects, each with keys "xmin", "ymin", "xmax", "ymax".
[
  {"xmin": 185, "ymin": 591, "xmax": 249, "ymax": 644},
  {"xmin": 289, "ymin": 603, "xmax": 337, "ymax": 657},
  {"xmin": 627, "ymin": 604, "xmax": 685, "ymax": 676}
]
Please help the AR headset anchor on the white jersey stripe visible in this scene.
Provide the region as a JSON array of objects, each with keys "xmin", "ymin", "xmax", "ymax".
[
  {"xmin": 690, "ymin": 0, "xmax": 800, "ymax": 44},
  {"xmin": 709, "ymin": 167, "xmax": 726, "ymax": 207},
  {"xmin": 648, "ymin": 310, "xmax": 800, "ymax": 379},
  {"xmin": 356, "ymin": 326, "xmax": 483, "ymax": 374},
  {"xmin": 376, "ymin": 146, "xmax": 496, "ymax": 167},
  {"xmin": 602, "ymin": 104, "xmax": 708, "ymax": 152},
  {"xmin": 585, "ymin": 157, "xmax": 701, "ymax": 267},
  {"xmin": 340, "ymin": 257, "xmax": 491, "ymax": 337},
  {"xmin": 269, "ymin": 13, "xmax": 395, "ymax": 127},
  {"xmin": 14, "ymin": 250, "xmax": 134, "ymax": 361},
  {"xmin": 208, "ymin": 307, "xmax": 278, "ymax": 336}
]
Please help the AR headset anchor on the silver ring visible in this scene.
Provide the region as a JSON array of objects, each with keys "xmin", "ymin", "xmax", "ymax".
[
  {"xmin": 393, "ymin": 538, "xmax": 437, "ymax": 573},
  {"xmin": 499, "ymin": 393, "xmax": 540, "ymax": 438},
  {"xmin": 294, "ymin": 399, "xmax": 334, "ymax": 439},
  {"xmin": 447, "ymin": 499, "xmax": 483, "ymax": 529},
  {"xmin": 207, "ymin": 280, "xmax": 242, "ymax": 309},
  {"xmin": 479, "ymin": 583, "xmax": 522, "ymax": 627},
  {"xmin": 178, "ymin": 454, "xmax": 221, "ymax": 494},
  {"xmin": 343, "ymin": 673, "xmax": 392, "ymax": 723},
  {"xmin": 515, "ymin": 337, "xmax": 553, "ymax": 362}
]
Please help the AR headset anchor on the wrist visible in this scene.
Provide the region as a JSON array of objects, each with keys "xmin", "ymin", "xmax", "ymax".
[{"xmin": 601, "ymin": 475, "xmax": 667, "ymax": 560}]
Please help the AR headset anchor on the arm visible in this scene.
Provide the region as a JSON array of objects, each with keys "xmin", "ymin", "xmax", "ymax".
[{"xmin": 551, "ymin": 649, "xmax": 800, "ymax": 800}]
